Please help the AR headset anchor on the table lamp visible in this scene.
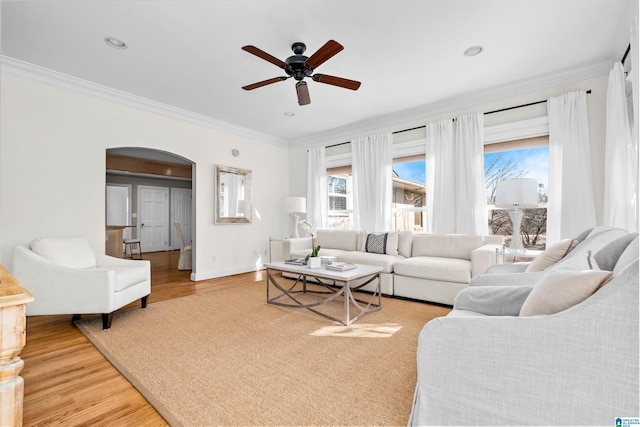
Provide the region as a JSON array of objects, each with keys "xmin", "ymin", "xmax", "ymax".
[
  {"xmin": 285, "ymin": 197, "xmax": 306, "ymax": 238},
  {"xmin": 495, "ymin": 178, "xmax": 538, "ymax": 253}
]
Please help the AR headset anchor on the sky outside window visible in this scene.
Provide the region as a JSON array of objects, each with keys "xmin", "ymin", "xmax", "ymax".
[{"xmin": 392, "ymin": 147, "xmax": 549, "ymax": 191}]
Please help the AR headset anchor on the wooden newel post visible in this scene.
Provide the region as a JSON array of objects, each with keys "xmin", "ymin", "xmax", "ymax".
[{"xmin": 0, "ymin": 264, "xmax": 34, "ymax": 427}]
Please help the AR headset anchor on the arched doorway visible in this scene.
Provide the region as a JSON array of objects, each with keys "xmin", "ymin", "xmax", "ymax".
[{"xmin": 105, "ymin": 147, "xmax": 195, "ymax": 271}]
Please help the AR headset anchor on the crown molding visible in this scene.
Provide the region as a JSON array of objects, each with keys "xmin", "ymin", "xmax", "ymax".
[
  {"xmin": 0, "ymin": 55, "xmax": 289, "ymax": 147},
  {"xmin": 292, "ymin": 60, "xmax": 613, "ymax": 147}
]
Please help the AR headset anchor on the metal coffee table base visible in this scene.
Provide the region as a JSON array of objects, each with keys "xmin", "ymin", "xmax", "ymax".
[{"xmin": 266, "ymin": 268, "xmax": 381, "ymax": 325}]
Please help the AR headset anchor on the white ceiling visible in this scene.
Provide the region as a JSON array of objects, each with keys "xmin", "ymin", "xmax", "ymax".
[{"xmin": 1, "ymin": 0, "xmax": 633, "ymax": 146}]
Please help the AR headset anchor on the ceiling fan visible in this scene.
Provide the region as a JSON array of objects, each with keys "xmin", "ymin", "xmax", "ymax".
[{"xmin": 241, "ymin": 40, "xmax": 361, "ymax": 106}]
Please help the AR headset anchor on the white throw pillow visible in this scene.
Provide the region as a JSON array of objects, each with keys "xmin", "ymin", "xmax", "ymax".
[
  {"xmin": 30, "ymin": 236, "xmax": 98, "ymax": 269},
  {"xmin": 519, "ymin": 269, "xmax": 613, "ymax": 316}
]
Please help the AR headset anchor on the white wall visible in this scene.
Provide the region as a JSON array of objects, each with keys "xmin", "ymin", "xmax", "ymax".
[
  {"xmin": 0, "ymin": 73, "xmax": 290, "ymax": 279},
  {"xmin": 288, "ymin": 75, "xmax": 610, "ymax": 225}
]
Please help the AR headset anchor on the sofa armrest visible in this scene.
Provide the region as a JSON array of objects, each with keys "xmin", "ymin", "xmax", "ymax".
[
  {"xmin": 282, "ymin": 237, "xmax": 312, "ymax": 259},
  {"xmin": 470, "ymin": 244, "xmax": 502, "ymax": 277},
  {"xmin": 468, "ymin": 271, "xmax": 545, "ymax": 287}
]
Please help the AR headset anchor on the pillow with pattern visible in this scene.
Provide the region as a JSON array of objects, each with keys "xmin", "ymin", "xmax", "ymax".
[{"xmin": 365, "ymin": 231, "xmax": 399, "ymax": 255}]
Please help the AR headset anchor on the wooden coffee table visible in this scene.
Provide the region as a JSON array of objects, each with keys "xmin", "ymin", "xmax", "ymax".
[{"xmin": 264, "ymin": 262, "xmax": 383, "ymax": 325}]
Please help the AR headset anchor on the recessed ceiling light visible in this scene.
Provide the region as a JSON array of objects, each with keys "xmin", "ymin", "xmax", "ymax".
[
  {"xmin": 104, "ymin": 36, "xmax": 127, "ymax": 50},
  {"xmin": 464, "ymin": 45, "xmax": 483, "ymax": 57},
  {"xmin": 284, "ymin": 112, "xmax": 295, "ymax": 117}
]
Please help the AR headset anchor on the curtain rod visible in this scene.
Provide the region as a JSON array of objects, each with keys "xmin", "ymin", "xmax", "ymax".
[
  {"xmin": 325, "ymin": 89, "xmax": 592, "ymax": 147},
  {"xmin": 621, "ymin": 43, "xmax": 631, "ymax": 64}
]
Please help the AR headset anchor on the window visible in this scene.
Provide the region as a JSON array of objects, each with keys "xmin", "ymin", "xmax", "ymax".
[
  {"xmin": 392, "ymin": 158, "xmax": 426, "ymax": 232},
  {"xmin": 485, "ymin": 136, "xmax": 549, "ymax": 249},
  {"xmin": 321, "ymin": 119, "xmax": 548, "ymax": 238},
  {"xmin": 327, "ymin": 169, "xmax": 354, "ymax": 229}
]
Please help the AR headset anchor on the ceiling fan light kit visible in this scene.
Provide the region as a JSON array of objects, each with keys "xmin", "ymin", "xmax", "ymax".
[{"xmin": 241, "ymin": 40, "xmax": 361, "ymax": 106}]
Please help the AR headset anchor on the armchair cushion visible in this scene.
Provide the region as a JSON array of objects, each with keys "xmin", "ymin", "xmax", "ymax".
[
  {"xmin": 519, "ymin": 269, "xmax": 613, "ymax": 316},
  {"xmin": 96, "ymin": 266, "xmax": 149, "ymax": 292},
  {"xmin": 524, "ymin": 238, "xmax": 573, "ymax": 272},
  {"xmin": 593, "ymin": 232, "xmax": 639, "ymax": 271},
  {"xmin": 30, "ymin": 235, "xmax": 97, "ymax": 269}
]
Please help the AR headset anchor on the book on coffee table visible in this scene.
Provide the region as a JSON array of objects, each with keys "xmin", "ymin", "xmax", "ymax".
[
  {"xmin": 285, "ymin": 258, "xmax": 307, "ymax": 266},
  {"xmin": 325, "ymin": 262, "xmax": 357, "ymax": 271}
]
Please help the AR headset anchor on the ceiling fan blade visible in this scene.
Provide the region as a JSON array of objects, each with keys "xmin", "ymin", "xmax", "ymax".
[
  {"xmin": 242, "ymin": 76, "xmax": 289, "ymax": 91},
  {"xmin": 312, "ymin": 74, "xmax": 361, "ymax": 90},
  {"xmin": 305, "ymin": 40, "xmax": 344, "ymax": 69},
  {"xmin": 296, "ymin": 81, "xmax": 311, "ymax": 106},
  {"xmin": 241, "ymin": 45, "xmax": 288, "ymax": 69}
]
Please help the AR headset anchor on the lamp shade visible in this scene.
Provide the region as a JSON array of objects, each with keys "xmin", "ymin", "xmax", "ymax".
[
  {"xmin": 285, "ymin": 196, "xmax": 306, "ymax": 213},
  {"xmin": 495, "ymin": 178, "xmax": 538, "ymax": 209}
]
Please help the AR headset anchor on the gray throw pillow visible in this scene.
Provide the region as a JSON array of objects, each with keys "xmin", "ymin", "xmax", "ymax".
[
  {"xmin": 453, "ymin": 285, "xmax": 535, "ymax": 316},
  {"xmin": 593, "ymin": 233, "xmax": 639, "ymax": 271}
]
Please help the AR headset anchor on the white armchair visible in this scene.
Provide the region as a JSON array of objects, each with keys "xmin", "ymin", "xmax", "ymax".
[{"xmin": 12, "ymin": 236, "xmax": 151, "ymax": 329}]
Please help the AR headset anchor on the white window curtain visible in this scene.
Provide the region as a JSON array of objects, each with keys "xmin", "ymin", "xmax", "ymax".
[
  {"xmin": 425, "ymin": 119, "xmax": 455, "ymax": 233},
  {"xmin": 604, "ymin": 62, "xmax": 637, "ymax": 231},
  {"xmin": 631, "ymin": 4, "xmax": 639, "ymax": 151},
  {"xmin": 630, "ymin": 9, "xmax": 639, "ymax": 227},
  {"xmin": 352, "ymin": 132, "xmax": 392, "ymax": 232},
  {"xmin": 306, "ymin": 146, "xmax": 328, "ymax": 231},
  {"xmin": 455, "ymin": 113, "xmax": 488, "ymax": 235},
  {"xmin": 547, "ymin": 91, "xmax": 597, "ymax": 243},
  {"xmin": 425, "ymin": 114, "xmax": 487, "ymax": 235}
]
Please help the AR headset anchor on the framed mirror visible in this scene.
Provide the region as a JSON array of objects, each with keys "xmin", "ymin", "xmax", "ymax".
[{"xmin": 215, "ymin": 165, "xmax": 252, "ymax": 224}]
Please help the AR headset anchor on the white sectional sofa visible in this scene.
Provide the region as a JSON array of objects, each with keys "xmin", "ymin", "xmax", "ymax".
[{"xmin": 283, "ymin": 229, "xmax": 503, "ymax": 305}]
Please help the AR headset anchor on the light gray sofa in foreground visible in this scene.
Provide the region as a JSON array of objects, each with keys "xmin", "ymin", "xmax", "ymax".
[
  {"xmin": 284, "ymin": 229, "xmax": 503, "ymax": 305},
  {"xmin": 408, "ymin": 227, "xmax": 639, "ymax": 425}
]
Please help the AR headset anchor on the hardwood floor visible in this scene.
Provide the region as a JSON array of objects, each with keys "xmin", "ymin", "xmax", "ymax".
[{"xmin": 21, "ymin": 250, "xmax": 265, "ymax": 426}]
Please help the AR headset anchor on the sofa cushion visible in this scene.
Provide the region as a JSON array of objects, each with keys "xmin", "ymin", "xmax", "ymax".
[
  {"xmin": 336, "ymin": 251, "xmax": 403, "ymax": 274},
  {"xmin": 524, "ymin": 238, "xmax": 574, "ymax": 272},
  {"xmin": 411, "ymin": 234, "xmax": 484, "ymax": 260},
  {"xmin": 315, "ymin": 230, "xmax": 360, "ymax": 252},
  {"xmin": 593, "ymin": 233, "xmax": 638, "ymax": 271},
  {"xmin": 394, "ymin": 256, "xmax": 472, "ymax": 283},
  {"xmin": 519, "ymin": 269, "xmax": 613, "ymax": 316},
  {"xmin": 364, "ymin": 231, "xmax": 399, "ymax": 255},
  {"xmin": 96, "ymin": 266, "xmax": 148, "ymax": 291},
  {"xmin": 30, "ymin": 236, "xmax": 98, "ymax": 269}
]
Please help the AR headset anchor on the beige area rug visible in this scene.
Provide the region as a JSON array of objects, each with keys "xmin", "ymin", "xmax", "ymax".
[{"xmin": 76, "ymin": 280, "xmax": 450, "ymax": 426}]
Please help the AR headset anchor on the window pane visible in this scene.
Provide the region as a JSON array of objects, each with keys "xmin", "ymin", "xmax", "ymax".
[
  {"xmin": 392, "ymin": 160, "xmax": 426, "ymax": 232},
  {"xmin": 327, "ymin": 174, "xmax": 353, "ymax": 230}
]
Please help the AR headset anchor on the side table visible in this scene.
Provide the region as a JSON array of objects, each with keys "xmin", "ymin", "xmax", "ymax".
[
  {"xmin": 0, "ymin": 264, "xmax": 34, "ymax": 427},
  {"xmin": 269, "ymin": 237, "xmax": 286, "ymax": 263}
]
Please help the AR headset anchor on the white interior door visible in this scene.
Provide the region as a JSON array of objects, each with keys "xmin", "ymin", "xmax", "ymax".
[
  {"xmin": 171, "ymin": 188, "xmax": 192, "ymax": 250},
  {"xmin": 138, "ymin": 185, "xmax": 169, "ymax": 253}
]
